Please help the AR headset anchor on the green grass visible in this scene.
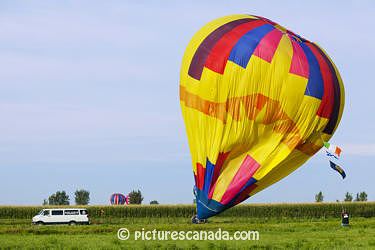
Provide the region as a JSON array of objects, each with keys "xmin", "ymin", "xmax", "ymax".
[{"xmin": 0, "ymin": 216, "xmax": 374, "ymax": 249}]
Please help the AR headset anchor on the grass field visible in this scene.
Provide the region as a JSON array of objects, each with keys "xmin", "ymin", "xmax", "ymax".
[{"xmin": 1, "ymin": 215, "xmax": 374, "ymax": 249}]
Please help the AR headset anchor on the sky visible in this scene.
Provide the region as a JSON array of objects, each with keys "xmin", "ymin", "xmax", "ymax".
[{"xmin": 0, "ymin": 0, "xmax": 374, "ymax": 205}]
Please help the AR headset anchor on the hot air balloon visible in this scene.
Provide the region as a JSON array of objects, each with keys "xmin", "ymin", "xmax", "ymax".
[
  {"xmin": 110, "ymin": 193, "xmax": 129, "ymax": 205},
  {"xmin": 180, "ymin": 15, "xmax": 345, "ymax": 220}
]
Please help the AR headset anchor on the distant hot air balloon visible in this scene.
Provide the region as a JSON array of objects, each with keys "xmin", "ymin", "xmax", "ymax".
[
  {"xmin": 110, "ymin": 193, "xmax": 129, "ymax": 205},
  {"xmin": 180, "ymin": 15, "xmax": 345, "ymax": 220}
]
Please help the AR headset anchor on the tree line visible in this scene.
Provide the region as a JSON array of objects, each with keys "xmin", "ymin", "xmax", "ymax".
[
  {"xmin": 43, "ymin": 189, "xmax": 159, "ymax": 205},
  {"xmin": 315, "ymin": 191, "xmax": 368, "ymax": 202}
]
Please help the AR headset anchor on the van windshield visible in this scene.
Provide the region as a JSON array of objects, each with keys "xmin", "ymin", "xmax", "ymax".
[{"xmin": 37, "ymin": 210, "xmax": 44, "ymax": 215}]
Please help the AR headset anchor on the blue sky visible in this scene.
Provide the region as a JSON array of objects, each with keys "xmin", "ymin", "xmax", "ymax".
[{"xmin": 0, "ymin": 0, "xmax": 374, "ymax": 205}]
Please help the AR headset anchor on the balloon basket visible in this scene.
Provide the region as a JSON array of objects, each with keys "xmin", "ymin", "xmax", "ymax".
[{"xmin": 191, "ymin": 215, "xmax": 207, "ymax": 224}]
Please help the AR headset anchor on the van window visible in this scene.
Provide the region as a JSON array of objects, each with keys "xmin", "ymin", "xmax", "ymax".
[
  {"xmin": 64, "ymin": 210, "xmax": 79, "ymax": 215},
  {"xmin": 80, "ymin": 210, "xmax": 87, "ymax": 215},
  {"xmin": 43, "ymin": 210, "xmax": 50, "ymax": 216},
  {"xmin": 51, "ymin": 210, "xmax": 63, "ymax": 215}
]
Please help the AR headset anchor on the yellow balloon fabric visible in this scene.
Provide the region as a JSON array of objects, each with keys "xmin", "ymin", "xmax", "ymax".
[{"xmin": 180, "ymin": 15, "xmax": 345, "ymax": 219}]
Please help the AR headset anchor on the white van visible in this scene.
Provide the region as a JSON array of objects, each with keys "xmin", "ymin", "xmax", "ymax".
[{"xmin": 32, "ymin": 208, "xmax": 90, "ymax": 225}]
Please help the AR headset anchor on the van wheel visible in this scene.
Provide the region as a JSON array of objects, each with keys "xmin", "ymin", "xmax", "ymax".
[
  {"xmin": 69, "ymin": 221, "xmax": 76, "ymax": 226},
  {"xmin": 36, "ymin": 221, "xmax": 44, "ymax": 226}
]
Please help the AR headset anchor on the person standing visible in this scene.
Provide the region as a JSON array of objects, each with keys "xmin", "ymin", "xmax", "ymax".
[{"xmin": 341, "ymin": 210, "xmax": 349, "ymax": 226}]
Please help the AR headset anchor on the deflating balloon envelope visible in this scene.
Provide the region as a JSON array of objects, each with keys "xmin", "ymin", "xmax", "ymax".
[{"xmin": 180, "ymin": 15, "xmax": 345, "ymax": 219}]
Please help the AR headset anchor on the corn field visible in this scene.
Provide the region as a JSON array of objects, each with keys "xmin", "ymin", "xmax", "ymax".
[{"xmin": 0, "ymin": 202, "xmax": 373, "ymax": 219}]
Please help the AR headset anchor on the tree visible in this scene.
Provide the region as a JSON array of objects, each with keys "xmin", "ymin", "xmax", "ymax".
[
  {"xmin": 344, "ymin": 192, "xmax": 353, "ymax": 202},
  {"xmin": 128, "ymin": 190, "xmax": 144, "ymax": 204},
  {"xmin": 48, "ymin": 191, "xmax": 70, "ymax": 205},
  {"xmin": 359, "ymin": 192, "xmax": 368, "ymax": 201},
  {"xmin": 150, "ymin": 200, "xmax": 159, "ymax": 205},
  {"xmin": 315, "ymin": 191, "xmax": 324, "ymax": 202},
  {"xmin": 355, "ymin": 193, "xmax": 359, "ymax": 202},
  {"xmin": 42, "ymin": 199, "xmax": 48, "ymax": 205},
  {"xmin": 355, "ymin": 192, "xmax": 368, "ymax": 202},
  {"xmin": 75, "ymin": 189, "xmax": 90, "ymax": 205}
]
